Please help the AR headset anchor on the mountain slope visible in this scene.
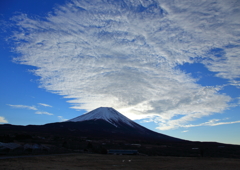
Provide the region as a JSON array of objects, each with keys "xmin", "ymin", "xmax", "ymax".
[
  {"xmin": 67, "ymin": 107, "xmax": 183, "ymax": 142},
  {"xmin": 0, "ymin": 107, "xmax": 184, "ymax": 142}
]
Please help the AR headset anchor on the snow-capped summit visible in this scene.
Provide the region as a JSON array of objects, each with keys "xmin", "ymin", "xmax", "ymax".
[{"xmin": 68, "ymin": 107, "xmax": 135, "ymax": 127}]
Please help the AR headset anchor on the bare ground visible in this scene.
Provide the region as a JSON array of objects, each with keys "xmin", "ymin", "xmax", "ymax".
[{"xmin": 0, "ymin": 153, "xmax": 240, "ymax": 170}]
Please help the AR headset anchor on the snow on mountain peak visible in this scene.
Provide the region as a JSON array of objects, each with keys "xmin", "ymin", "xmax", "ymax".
[{"xmin": 68, "ymin": 107, "xmax": 135, "ymax": 127}]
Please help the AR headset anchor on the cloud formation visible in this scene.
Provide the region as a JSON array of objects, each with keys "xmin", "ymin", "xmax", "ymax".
[
  {"xmin": 181, "ymin": 130, "xmax": 188, "ymax": 133},
  {"xmin": 7, "ymin": 104, "xmax": 37, "ymax": 110},
  {"xmin": 156, "ymin": 117, "xmax": 240, "ymax": 130},
  {"xmin": 10, "ymin": 0, "xmax": 240, "ymax": 129},
  {"xmin": 38, "ymin": 103, "xmax": 52, "ymax": 107},
  {"xmin": 35, "ymin": 111, "xmax": 53, "ymax": 116},
  {"xmin": 0, "ymin": 117, "xmax": 8, "ymax": 123},
  {"xmin": 183, "ymin": 119, "xmax": 240, "ymax": 128},
  {"xmin": 7, "ymin": 104, "xmax": 53, "ymax": 116}
]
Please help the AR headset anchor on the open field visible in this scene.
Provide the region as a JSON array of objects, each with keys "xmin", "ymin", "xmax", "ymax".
[{"xmin": 0, "ymin": 153, "xmax": 240, "ymax": 170}]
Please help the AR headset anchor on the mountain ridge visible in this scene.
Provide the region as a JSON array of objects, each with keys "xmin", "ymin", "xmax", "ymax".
[
  {"xmin": 0, "ymin": 107, "xmax": 184, "ymax": 142},
  {"xmin": 2, "ymin": 107, "xmax": 240, "ymax": 157}
]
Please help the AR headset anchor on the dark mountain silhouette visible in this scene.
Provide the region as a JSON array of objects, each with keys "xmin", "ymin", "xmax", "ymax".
[
  {"xmin": 2, "ymin": 107, "xmax": 240, "ymax": 158},
  {"xmin": 0, "ymin": 107, "xmax": 184, "ymax": 142}
]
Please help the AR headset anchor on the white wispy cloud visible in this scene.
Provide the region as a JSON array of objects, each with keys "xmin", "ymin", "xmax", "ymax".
[
  {"xmin": 9, "ymin": 0, "xmax": 240, "ymax": 129},
  {"xmin": 35, "ymin": 111, "xmax": 53, "ymax": 116},
  {"xmin": 38, "ymin": 103, "xmax": 52, "ymax": 107},
  {"xmin": 7, "ymin": 104, "xmax": 54, "ymax": 117},
  {"xmin": 183, "ymin": 119, "xmax": 240, "ymax": 128},
  {"xmin": 7, "ymin": 104, "xmax": 37, "ymax": 110},
  {"xmin": 181, "ymin": 130, "xmax": 188, "ymax": 133},
  {"xmin": 58, "ymin": 116, "xmax": 68, "ymax": 122},
  {"xmin": 157, "ymin": 118, "xmax": 240, "ymax": 130},
  {"xmin": 0, "ymin": 116, "xmax": 8, "ymax": 123},
  {"xmin": 160, "ymin": 0, "xmax": 240, "ymax": 80}
]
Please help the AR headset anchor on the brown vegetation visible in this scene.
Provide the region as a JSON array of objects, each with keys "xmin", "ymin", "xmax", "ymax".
[{"xmin": 1, "ymin": 153, "xmax": 240, "ymax": 170}]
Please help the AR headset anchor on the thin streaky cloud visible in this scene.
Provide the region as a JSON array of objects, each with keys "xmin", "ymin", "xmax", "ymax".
[
  {"xmin": 7, "ymin": 104, "xmax": 37, "ymax": 110},
  {"xmin": 181, "ymin": 130, "xmax": 188, "ymax": 133},
  {"xmin": 183, "ymin": 119, "xmax": 240, "ymax": 128},
  {"xmin": 38, "ymin": 103, "xmax": 52, "ymax": 107},
  {"xmin": 35, "ymin": 111, "xmax": 53, "ymax": 116},
  {"xmin": 10, "ymin": 0, "xmax": 240, "ymax": 130}
]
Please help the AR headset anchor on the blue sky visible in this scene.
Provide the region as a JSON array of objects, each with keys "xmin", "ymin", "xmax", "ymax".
[{"xmin": 1, "ymin": 0, "xmax": 240, "ymax": 145}]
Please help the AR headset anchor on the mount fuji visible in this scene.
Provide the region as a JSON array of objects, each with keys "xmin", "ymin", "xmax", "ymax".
[
  {"xmin": 0, "ymin": 107, "xmax": 184, "ymax": 142},
  {"xmin": 65, "ymin": 107, "xmax": 183, "ymax": 142},
  {"xmin": 68, "ymin": 107, "xmax": 139, "ymax": 128},
  {"xmin": 3, "ymin": 107, "xmax": 240, "ymax": 158}
]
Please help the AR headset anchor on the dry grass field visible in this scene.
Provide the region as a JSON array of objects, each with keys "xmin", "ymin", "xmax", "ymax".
[{"xmin": 0, "ymin": 153, "xmax": 240, "ymax": 170}]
